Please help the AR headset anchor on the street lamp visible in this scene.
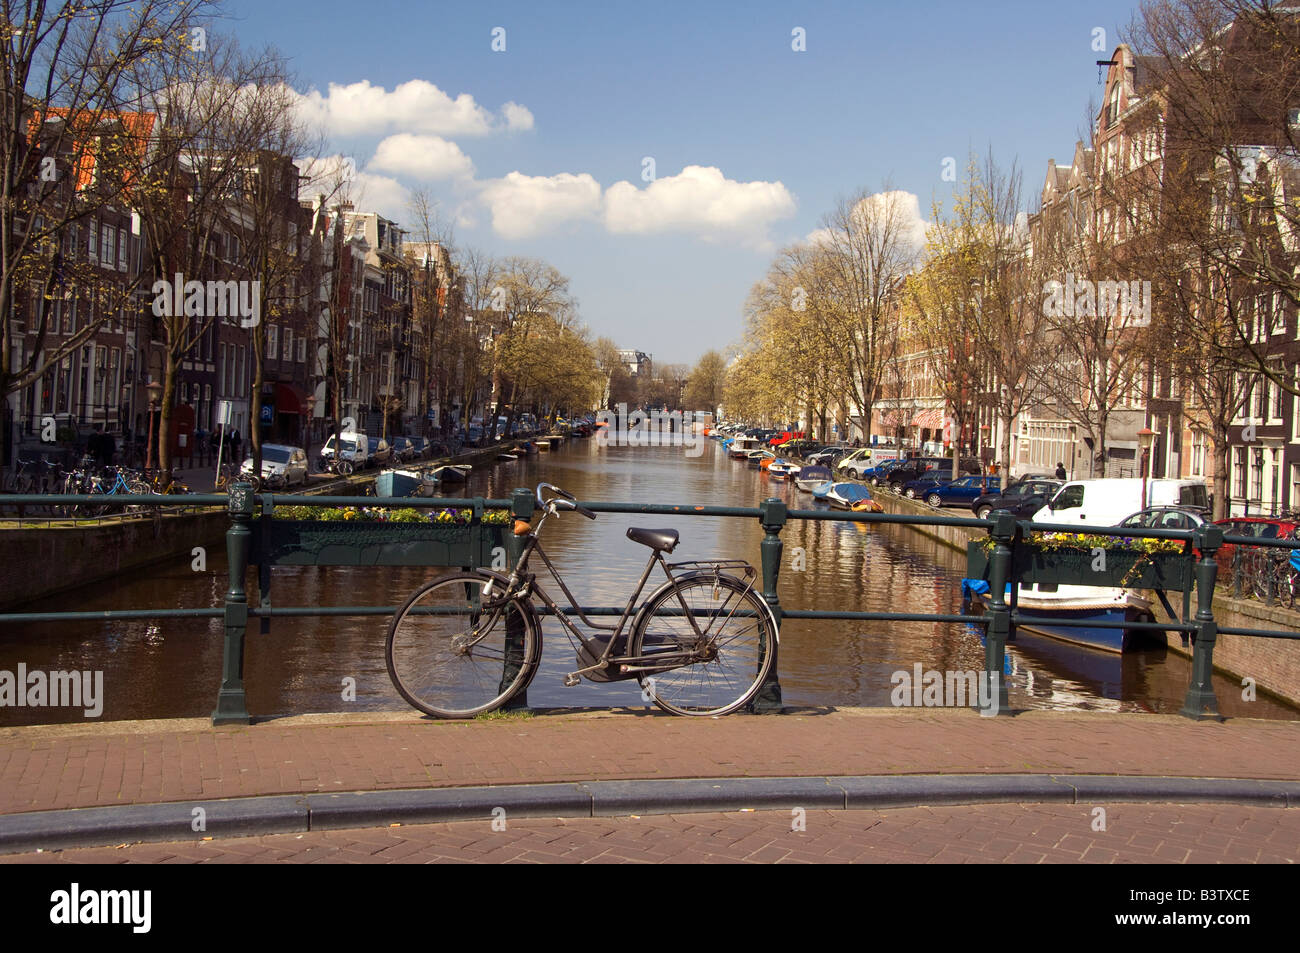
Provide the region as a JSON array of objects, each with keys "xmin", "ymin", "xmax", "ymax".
[
  {"xmin": 304, "ymin": 395, "xmax": 317, "ymax": 468},
  {"xmin": 1137, "ymin": 426, "xmax": 1156, "ymax": 508},
  {"xmin": 145, "ymin": 380, "xmax": 163, "ymax": 471}
]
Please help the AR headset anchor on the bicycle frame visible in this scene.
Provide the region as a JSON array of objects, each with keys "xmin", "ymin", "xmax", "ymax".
[{"xmin": 482, "ymin": 499, "xmax": 764, "ymax": 682}]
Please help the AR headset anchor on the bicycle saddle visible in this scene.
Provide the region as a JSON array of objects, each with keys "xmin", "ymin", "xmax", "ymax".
[{"xmin": 627, "ymin": 527, "xmax": 680, "ymax": 553}]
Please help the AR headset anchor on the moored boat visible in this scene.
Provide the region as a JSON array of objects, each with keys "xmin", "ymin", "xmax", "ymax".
[
  {"xmin": 795, "ymin": 465, "xmax": 831, "ymax": 491},
  {"xmin": 962, "ymin": 581, "xmax": 1162, "ymax": 653},
  {"xmin": 824, "ymin": 482, "xmax": 881, "ymax": 511},
  {"xmin": 431, "ymin": 463, "xmax": 472, "ymax": 484}
]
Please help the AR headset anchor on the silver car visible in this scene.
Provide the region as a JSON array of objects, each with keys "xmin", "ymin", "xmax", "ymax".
[{"xmin": 242, "ymin": 444, "xmax": 309, "ymax": 489}]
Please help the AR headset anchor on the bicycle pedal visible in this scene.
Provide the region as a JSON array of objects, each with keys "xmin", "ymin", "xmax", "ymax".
[{"xmin": 562, "ymin": 674, "xmax": 580, "ymax": 687}]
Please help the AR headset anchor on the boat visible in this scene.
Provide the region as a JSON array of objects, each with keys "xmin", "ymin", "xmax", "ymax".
[
  {"xmin": 823, "ymin": 482, "xmax": 882, "ymax": 511},
  {"xmin": 746, "ymin": 449, "xmax": 775, "ymax": 469},
  {"xmin": 961, "ymin": 581, "xmax": 1161, "ymax": 654},
  {"xmin": 375, "ymin": 468, "xmax": 438, "ymax": 498},
  {"xmin": 795, "ymin": 465, "xmax": 832, "ymax": 492},
  {"xmin": 768, "ymin": 460, "xmax": 800, "ymax": 479},
  {"xmin": 810, "ymin": 481, "xmax": 835, "ymax": 500},
  {"xmin": 729, "ymin": 436, "xmax": 765, "ymax": 459},
  {"xmin": 430, "ymin": 464, "xmax": 472, "ymax": 484}
]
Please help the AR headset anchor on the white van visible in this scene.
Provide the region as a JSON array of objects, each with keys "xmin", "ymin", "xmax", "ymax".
[{"xmin": 1031, "ymin": 478, "xmax": 1210, "ymax": 527}]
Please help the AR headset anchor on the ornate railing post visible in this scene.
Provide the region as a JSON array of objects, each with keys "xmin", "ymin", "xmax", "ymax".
[
  {"xmin": 751, "ymin": 497, "xmax": 785, "ymax": 713},
  {"xmin": 981, "ymin": 510, "xmax": 1015, "ymax": 716},
  {"xmin": 213, "ymin": 482, "xmax": 254, "ymax": 724},
  {"xmin": 502, "ymin": 487, "xmax": 535, "ymax": 710},
  {"xmin": 1181, "ymin": 523, "xmax": 1223, "ymax": 720}
]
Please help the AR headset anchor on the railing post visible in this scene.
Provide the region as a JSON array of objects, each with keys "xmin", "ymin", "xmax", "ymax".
[
  {"xmin": 751, "ymin": 497, "xmax": 785, "ymax": 713},
  {"xmin": 1181, "ymin": 524, "xmax": 1223, "ymax": 720},
  {"xmin": 212, "ymin": 482, "xmax": 253, "ymax": 725},
  {"xmin": 501, "ymin": 487, "xmax": 535, "ymax": 710},
  {"xmin": 981, "ymin": 510, "xmax": 1015, "ymax": 716}
]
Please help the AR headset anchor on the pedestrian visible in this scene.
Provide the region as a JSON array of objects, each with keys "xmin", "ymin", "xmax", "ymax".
[
  {"xmin": 1055, "ymin": 461, "xmax": 1067, "ymax": 480},
  {"xmin": 230, "ymin": 429, "xmax": 242, "ymax": 461}
]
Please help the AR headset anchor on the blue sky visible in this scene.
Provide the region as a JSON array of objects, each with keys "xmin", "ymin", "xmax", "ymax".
[{"xmin": 222, "ymin": 0, "xmax": 1140, "ymax": 365}]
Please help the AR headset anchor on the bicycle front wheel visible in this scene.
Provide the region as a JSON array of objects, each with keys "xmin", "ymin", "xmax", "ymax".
[
  {"xmin": 386, "ymin": 570, "xmax": 540, "ymax": 718},
  {"xmin": 630, "ymin": 574, "xmax": 776, "ymax": 716}
]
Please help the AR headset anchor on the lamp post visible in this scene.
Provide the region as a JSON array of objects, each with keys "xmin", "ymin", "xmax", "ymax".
[
  {"xmin": 304, "ymin": 395, "xmax": 317, "ymax": 470},
  {"xmin": 1067, "ymin": 422, "xmax": 1077, "ymax": 480},
  {"xmin": 1138, "ymin": 426, "xmax": 1156, "ymax": 509},
  {"xmin": 145, "ymin": 380, "xmax": 163, "ymax": 471}
]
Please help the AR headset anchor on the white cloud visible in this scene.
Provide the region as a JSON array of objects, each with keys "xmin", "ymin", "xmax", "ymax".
[
  {"xmin": 803, "ymin": 191, "xmax": 929, "ymax": 253},
  {"xmin": 478, "ymin": 171, "xmax": 602, "ymax": 239},
  {"xmin": 369, "ymin": 134, "xmax": 475, "ymax": 180},
  {"xmin": 292, "ymin": 79, "xmax": 527, "ymax": 138},
  {"xmin": 295, "ymin": 154, "xmax": 408, "ymax": 221},
  {"xmin": 602, "ymin": 165, "xmax": 795, "ymax": 243},
  {"xmin": 502, "ymin": 101, "xmax": 535, "ymax": 131}
]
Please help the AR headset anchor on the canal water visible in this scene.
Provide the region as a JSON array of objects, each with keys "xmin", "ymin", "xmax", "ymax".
[{"xmin": 3, "ymin": 436, "xmax": 1297, "ymax": 724}]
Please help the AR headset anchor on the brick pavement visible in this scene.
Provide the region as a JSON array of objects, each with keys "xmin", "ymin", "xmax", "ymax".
[
  {"xmin": 5, "ymin": 802, "xmax": 1297, "ymax": 864},
  {"xmin": 2, "ymin": 708, "xmax": 1299, "ymax": 817}
]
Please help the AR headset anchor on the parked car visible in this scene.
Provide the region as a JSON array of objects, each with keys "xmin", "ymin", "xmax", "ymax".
[
  {"xmin": 970, "ymin": 479, "xmax": 1061, "ymax": 520},
  {"xmin": 241, "ymin": 443, "xmax": 309, "ymax": 489},
  {"xmin": 1031, "ymin": 478, "xmax": 1211, "ymax": 528},
  {"xmin": 366, "ymin": 436, "xmax": 394, "ymax": 468},
  {"xmin": 391, "ymin": 436, "xmax": 417, "ymax": 462},
  {"xmin": 900, "ymin": 472, "xmax": 954, "ymax": 499},
  {"xmin": 887, "ymin": 456, "xmax": 978, "ymax": 491},
  {"xmin": 864, "ymin": 459, "xmax": 906, "ymax": 486},
  {"xmin": 318, "ymin": 432, "xmax": 368, "ymax": 475},
  {"xmin": 807, "ymin": 445, "xmax": 853, "ymax": 466},
  {"xmin": 1117, "ymin": 507, "xmax": 1208, "ymax": 531},
  {"xmin": 1214, "ymin": 516, "xmax": 1300, "ymax": 565},
  {"xmin": 923, "ymin": 475, "xmax": 1002, "ymax": 508}
]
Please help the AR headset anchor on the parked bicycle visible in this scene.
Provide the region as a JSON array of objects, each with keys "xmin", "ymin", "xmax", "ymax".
[{"xmin": 385, "ymin": 482, "xmax": 777, "ymax": 718}]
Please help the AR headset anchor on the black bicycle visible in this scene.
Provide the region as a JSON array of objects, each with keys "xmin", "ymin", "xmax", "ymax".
[{"xmin": 385, "ymin": 482, "xmax": 777, "ymax": 718}]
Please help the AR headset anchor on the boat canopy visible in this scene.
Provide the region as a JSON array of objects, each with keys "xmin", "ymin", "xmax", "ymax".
[
  {"xmin": 832, "ymin": 483, "xmax": 874, "ymax": 502},
  {"xmin": 798, "ymin": 465, "xmax": 831, "ymax": 481}
]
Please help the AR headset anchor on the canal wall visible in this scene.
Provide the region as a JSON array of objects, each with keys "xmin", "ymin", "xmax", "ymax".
[
  {"xmin": 869, "ymin": 486, "xmax": 1300, "ymax": 708},
  {"xmin": 0, "ymin": 438, "xmax": 540, "ymax": 610},
  {"xmin": 0, "ymin": 507, "xmax": 229, "ymax": 609}
]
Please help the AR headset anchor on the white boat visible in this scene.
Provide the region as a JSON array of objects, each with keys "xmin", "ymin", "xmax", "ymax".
[
  {"xmin": 795, "ymin": 465, "xmax": 833, "ymax": 491},
  {"xmin": 728, "ymin": 436, "xmax": 766, "ymax": 458},
  {"xmin": 767, "ymin": 460, "xmax": 800, "ymax": 479}
]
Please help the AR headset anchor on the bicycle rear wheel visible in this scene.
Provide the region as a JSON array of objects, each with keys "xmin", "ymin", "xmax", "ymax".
[
  {"xmin": 629, "ymin": 574, "xmax": 775, "ymax": 716},
  {"xmin": 386, "ymin": 570, "xmax": 540, "ymax": 718}
]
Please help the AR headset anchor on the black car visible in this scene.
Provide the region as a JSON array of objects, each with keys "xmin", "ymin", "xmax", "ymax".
[
  {"xmin": 970, "ymin": 478, "xmax": 1062, "ymax": 520},
  {"xmin": 887, "ymin": 456, "xmax": 980, "ymax": 490}
]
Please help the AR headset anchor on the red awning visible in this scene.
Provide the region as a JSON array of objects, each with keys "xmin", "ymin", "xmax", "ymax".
[
  {"xmin": 911, "ymin": 409, "xmax": 944, "ymax": 429},
  {"xmin": 274, "ymin": 382, "xmax": 309, "ymax": 415}
]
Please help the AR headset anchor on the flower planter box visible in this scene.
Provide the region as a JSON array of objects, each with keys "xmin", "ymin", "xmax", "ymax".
[
  {"xmin": 966, "ymin": 540, "xmax": 1194, "ymax": 591},
  {"xmin": 251, "ymin": 519, "xmax": 508, "ymax": 568}
]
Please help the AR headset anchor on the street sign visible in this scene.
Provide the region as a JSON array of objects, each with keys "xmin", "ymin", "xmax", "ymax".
[{"xmin": 217, "ymin": 400, "xmax": 233, "ymax": 425}]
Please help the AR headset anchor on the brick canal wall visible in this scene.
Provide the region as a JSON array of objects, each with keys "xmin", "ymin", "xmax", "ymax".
[
  {"xmin": 0, "ymin": 439, "xmax": 538, "ymax": 610},
  {"xmin": 0, "ymin": 507, "xmax": 229, "ymax": 609},
  {"xmin": 870, "ymin": 486, "xmax": 1300, "ymax": 708}
]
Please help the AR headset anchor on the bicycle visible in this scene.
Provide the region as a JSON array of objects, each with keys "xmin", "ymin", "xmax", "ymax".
[{"xmin": 385, "ymin": 482, "xmax": 777, "ymax": 718}]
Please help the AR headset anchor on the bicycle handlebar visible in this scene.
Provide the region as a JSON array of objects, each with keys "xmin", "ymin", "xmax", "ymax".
[{"xmin": 535, "ymin": 482, "xmax": 597, "ymax": 520}]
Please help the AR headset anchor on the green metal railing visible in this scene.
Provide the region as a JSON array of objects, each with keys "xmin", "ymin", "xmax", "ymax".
[{"xmin": 1, "ymin": 485, "xmax": 1297, "ymax": 724}]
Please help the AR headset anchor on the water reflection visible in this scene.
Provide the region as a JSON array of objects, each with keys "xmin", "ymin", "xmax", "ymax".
[{"xmin": 1, "ymin": 437, "xmax": 1295, "ymax": 723}]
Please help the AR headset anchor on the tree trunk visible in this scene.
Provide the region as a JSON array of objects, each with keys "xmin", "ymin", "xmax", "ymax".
[{"xmin": 1213, "ymin": 429, "xmax": 1231, "ymax": 521}]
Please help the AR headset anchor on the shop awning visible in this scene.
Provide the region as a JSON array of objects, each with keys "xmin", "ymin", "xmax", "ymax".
[
  {"xmin": 274, "ymin": 382, "xmax": 309, "ymax": 415},
  {"xmin": 911, "ymin": 409, "xmax": 944, "ymax": 429}
]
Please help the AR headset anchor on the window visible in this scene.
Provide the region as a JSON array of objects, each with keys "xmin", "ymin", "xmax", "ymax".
[
  {"xmin": 283, "ymin": 327, "xmax": 293, "ymax": 360},
  {"xmin": 101, "ymin": 225, "xmax": 114, "ymax": 269},
  {"xmin": 88, "ymin": 222, "xmax": 97, "ymax": 263},
  {"xmin": 1234, "ymin": 446, "xmax": 1247, "ymax": 497},
  {"xmin": 297, "ymin": 338, "xmax": 306, "ymax": 363},
  {"xmin": 267, "ymin": 325, "xmax": 278, "ymax": 360},
  {"xmin": 118, "ymin": 227, "xmax": 127, "ymax": 271},
  {"xmin": 1250, "ymin": 448, "xmax": 1264, "ymax": 500}
]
